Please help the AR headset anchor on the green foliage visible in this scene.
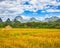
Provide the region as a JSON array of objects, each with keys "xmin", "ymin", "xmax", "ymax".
[
  {"xmin": 0, "ymin": 18, "xmax": 60, "ymax": 28},
  {"xmin": 4, "ymin": 18, "xmax": 12, "ymax": 26},
  {"xmin": 11, "ymin": 18, "xmax": 21, "ymax": 28}
]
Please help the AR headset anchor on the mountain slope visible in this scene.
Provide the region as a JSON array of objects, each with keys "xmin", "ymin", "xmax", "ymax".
[{"xmin": 45, "ymin": 16, "xmax": 60, "ymax": 22}]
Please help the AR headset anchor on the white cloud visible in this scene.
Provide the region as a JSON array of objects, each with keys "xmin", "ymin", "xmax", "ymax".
[
  {"xmin": 46, "ymin": 9, "xmax": 60, "ymax": 12},
  {"xmin": 21, "ymin": 15, "xmax": 31, "ymax": 20},
  {"xmin": 58, "ymin": 16, "xmax": 60, "ymax": 18},
  {"xmin": 0, "ymin": 0, "xmax": 60, "ymax": 17}
]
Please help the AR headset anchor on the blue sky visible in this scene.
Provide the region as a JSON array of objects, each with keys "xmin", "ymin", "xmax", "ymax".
[{"xmin": 0, "ymin": 0, "xmax": 60, "ymax": 21}]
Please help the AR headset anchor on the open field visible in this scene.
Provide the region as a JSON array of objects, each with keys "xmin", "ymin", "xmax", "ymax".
[{"xmin": 0, "ymin": 28, "xmax": 60, "ymax": 48}]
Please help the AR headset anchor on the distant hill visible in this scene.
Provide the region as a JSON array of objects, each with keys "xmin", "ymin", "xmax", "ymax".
[
  {"xmin": 55, "ymin": 19, "xmax": 60, "ymax": 22},
  {"xmin": 45, "ymin": 16, "xmax": 60, "ymax": 22},
  {"xmin": 14, "ymin": 16, "xmax": 40, "ymax": 23},
  {"xmin": 29, "ymin": 17, "xmax": 39, "ymax": 22},
  {"xmin": 15, "ymin": 16, "xmax": 23, "ymax": 21},
  {"xmin": 14, "ymin": 16, "xmax": 27, "ymax": 23},
  {"xmin": 14, "ymin": 16, "xmax": 60, "ymax": 22}
]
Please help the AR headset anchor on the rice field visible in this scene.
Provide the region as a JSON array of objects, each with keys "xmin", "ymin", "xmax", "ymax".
[{"xmin": 0, "ymin": 28, "xmax": 60, "ymax": 48}]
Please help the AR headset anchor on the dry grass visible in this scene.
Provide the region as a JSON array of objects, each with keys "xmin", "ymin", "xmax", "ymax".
[{"xmin": 0, "ymin": 28, "xmax": 60, "ymax": 48}]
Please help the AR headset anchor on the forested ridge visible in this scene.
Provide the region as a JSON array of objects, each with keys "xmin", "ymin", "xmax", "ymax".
[{"xmin": 0, "ymin": 18, "xmax": 60, "ymax": 29}]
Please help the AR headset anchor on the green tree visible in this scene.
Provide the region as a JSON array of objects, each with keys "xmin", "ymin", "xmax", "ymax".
[
  {"xmin": 5, "ymin": 18, "xmax": 12, "ymax": 26},
  {"xmin": 12, "ymin": 18, "xmax": 21, "ymax": 28},
  {"xmin": 0, "ymin": 18, "xmax": 5, "ymax": 28}
]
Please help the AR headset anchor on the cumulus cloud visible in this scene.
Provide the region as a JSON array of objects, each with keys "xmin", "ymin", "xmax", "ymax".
[
  {"xmin": 21, "ymin": 15, "xmax": 31, "ymax": 20},
  {"xmin": 46, "ymin": 9, "xmax": 60, "ymax": 12},
  {"xmin": 0, "ymin": 0, "xmax": 60, "ymax": 17}
]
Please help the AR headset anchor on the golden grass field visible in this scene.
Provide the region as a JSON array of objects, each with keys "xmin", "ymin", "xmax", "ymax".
[{"xmin": 0, "ymin": 28, "xmax": 60, "ymax": 48}]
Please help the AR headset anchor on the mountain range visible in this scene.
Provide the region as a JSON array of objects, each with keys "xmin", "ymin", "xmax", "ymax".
[
  {"xmin": 14, "ymin": 16, "xmax": 60, "ymax": 22},
  {"xmin": 45, "ymin": 16, "xmax": 60, "ymax": 22},
  {"xmin": 14, "ymin": 16, "xmax": 40, "ymax": 23},
  {"xmin": 0, "ymin": 16, "xmax": 60, "ymax": 23}
]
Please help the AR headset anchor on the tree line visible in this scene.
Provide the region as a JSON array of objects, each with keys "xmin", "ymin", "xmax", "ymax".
[{"xmin": 0, "ymin": 18, "xmax": 60, "ymax": 29}]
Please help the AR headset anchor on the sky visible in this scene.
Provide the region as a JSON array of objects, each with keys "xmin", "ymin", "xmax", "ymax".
[{"xmin": 0, "ymin": 0, "xmax": 60, "ymax": 21}]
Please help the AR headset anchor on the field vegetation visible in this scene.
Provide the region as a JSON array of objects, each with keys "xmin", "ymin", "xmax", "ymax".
[{"xmin": 0, "ymin": 28, "xmax": 60, "ymax": 48}]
